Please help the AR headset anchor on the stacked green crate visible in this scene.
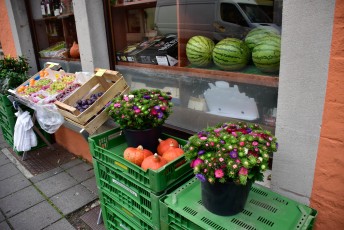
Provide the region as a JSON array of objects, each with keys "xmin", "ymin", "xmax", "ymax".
[
  {"xmin": 88, "ymin": 128, "xmax": 193, "ymax": 230},
  {"xmin": 0, "ymin": 94, "xmax": 52, "ymax": 155},
  {"xmin": 159, "ymin": 178, "xmax": 318, "ymax": 230}
]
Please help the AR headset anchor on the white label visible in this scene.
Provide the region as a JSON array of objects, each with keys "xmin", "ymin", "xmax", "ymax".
[
  {"xmin": 112, "ymin": 178, "xmax": 138, "ymax": 197},
  {"xmin": 54, "ymin": 9, "xmax": 60, "ymax": 16},
  {"xmin": 41, "ymin": 5, "xmax": 46, "ymax": 16},
  {"xmin": 167, "ymin": 55, "xmax": 178, "ymax": 66},
  {"xmin": 156, "ymin": 56, "xmax": 169, "ymax": 66}
]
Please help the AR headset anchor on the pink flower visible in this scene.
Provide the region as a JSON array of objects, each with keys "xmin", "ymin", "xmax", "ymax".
[
  {"xmin": 240, "ymin": 141, "xmax": 245, "ymax": 146},
  {"xmin": 215, "ymin": 169, "xmax": 224, "ymax": 178},
  {"xmin": 123, "ymin": 96, "xmax": 129, "ymax": 101},
  {"xmin": 219, "ymin": 157, "xmax": 224, "ymax": 162},
  {"xmin": 252, "ymin": 141, "xmax": 258, "ymax": 146},
  {"xmin": 134, "ymin": 109, "xmax": 141, "ymax": 114},
  {"xmin": 200, "ymin": 136, "xmax": 207, "ymax": 140},
  {"xmin": 191, "ymin": 158, "xmax": 203, "ymax": 168},
  {"xmin": 114, "ymin": 103, "xmax": 121, "ymax": 108},
  {"xmin": 239, "ymin": 167, "xmax": 248, "ymax": 175}
]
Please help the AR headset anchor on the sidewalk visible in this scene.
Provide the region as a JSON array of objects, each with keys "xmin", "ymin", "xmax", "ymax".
[{"xmin": 0, "ymin": 129, "xmax": 105, "ymax": 230}]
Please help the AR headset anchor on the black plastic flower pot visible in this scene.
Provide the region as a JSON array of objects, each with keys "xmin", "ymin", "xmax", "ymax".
[
  {"xmin": 123, "ymin": 126, "xmax": 162, "ymax": 153},
  {"xmin": 201, "ymin": 180, "xmax": 252, "ymax": 216}
]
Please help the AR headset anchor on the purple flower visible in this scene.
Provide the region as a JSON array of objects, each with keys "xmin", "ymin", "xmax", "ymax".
[
  {"xmin": 220, "ymin": 140, "xmax": 225, "ymax": 144},
  {"xmin": 132, "ymin": 105, "xmax": 138, "ymax": 110},
  {"xmin": 247, "ymin": 128, "xmax": 252, "ymax": 133},
  {"xmin": 143, "ymin": 95, "xmax": 151, "ymax": 99},
  {"xmin": 195, "ymin": 174, "xmax": 206, "ymax": 182},
  {"xmin": 157, "ymin": 112, "xmax": 163, "ymax": 118},
  {"xmin": 198, "ymin": 150, "xmax": 205, "ymax": 155},
  {"xmin": 229, "ymin": 150, "xmax": 238, "ymax": 159},
  {"xmin": 154, "ymin": 105, "xmax": 161, "ymax": 110}
]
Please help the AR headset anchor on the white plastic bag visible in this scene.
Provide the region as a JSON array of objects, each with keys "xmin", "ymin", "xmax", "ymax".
[
  {"xmin": 13, "ymin": 111, "xmax": 37, "ymax": 152},
  {"xmin": 34, "ymin": 104, "xmax": 64, "ymax": 134}
]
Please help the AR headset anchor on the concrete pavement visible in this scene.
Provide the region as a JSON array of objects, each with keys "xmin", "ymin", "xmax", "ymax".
[{"xmin": 0, "ymin": 130, "xmax": 102, "ymax": 230}]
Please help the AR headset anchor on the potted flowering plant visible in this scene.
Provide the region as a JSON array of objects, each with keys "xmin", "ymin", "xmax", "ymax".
[
  {"xmin": 107, "ymin": 88, "xmax": 173, "ymax": 152},
  {"xmin": 183, "ymin": 121, "xmax": 278, "ymax": 216}
]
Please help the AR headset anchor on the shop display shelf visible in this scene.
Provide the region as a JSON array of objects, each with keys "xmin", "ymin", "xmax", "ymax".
[
  {"xmin": 160, "ymin": 178, "xmax": 318, "ymax": 230},
  {"xmin": 93, "ymin": 160, "xmax": 193, "ymax": 229},
  {"xmin": 55, "ymin": 68, "xmax": 129, "ymax": 134},
  {"xmin": 88, "ymin": 128, "xmax": 192, "ymax": 193}
]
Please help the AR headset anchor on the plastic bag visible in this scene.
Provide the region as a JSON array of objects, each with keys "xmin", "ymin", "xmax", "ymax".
[
  {"xmin": 34, "ymin": 104, "xmax": 64, "ymax": 134},
  {"xmin": 13, "ymin": 111, "xmax": 37, "ymax": 152}
]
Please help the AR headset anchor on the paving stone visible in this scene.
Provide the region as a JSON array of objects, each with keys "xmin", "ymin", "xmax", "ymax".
[
  {"xmin": 81, "ymin": 176, "xmax": 98, "ymax": 195},
  {"xmin": 0, "ymin": 163, "xmax": 20, "ymax": 181},
  {"xmin": 0, "ymin": 173, "xmax": 31, "ymax": 199},
  {"xmin": 80, "ymin": 206, "xmax": 105, "ymax": 230},
  {"xmin": 0, "ymin": 153, "xmax": 11, "ymax": 166},
  {"xmin": 30, "ymin": 167, "xmax": 63, "ymax": 183},
  {"xmin": 0, "ymin": 186, "xmax": 45, "ymax": 218},
  {"xmin": 50, "ymin": 184, "xmax": 98, "ymax": 215},
  {"xmin": 0, "ymin": 210, "xmax": 4, "ymax": 222},
  {"xmin": 8, "ymin": 201, "xmax": 62, "ymax": 230},
  {"xmin": 0, "ymin": 221, "xmax": 11, "ymax": 230},
  {"xmin": 43, "ymin": 218, "xmax": 75, "ymax": 230},
  {"xmin": 35, "ymin": 171, "xmax": 78, "ymax": 197},
  {"xmin": 66, "ymin": 162, "xmax": 94, "ymax": 182},
  {"xmin": 60, "ymin": 159, "xmax": 84, "ymax": 170}
]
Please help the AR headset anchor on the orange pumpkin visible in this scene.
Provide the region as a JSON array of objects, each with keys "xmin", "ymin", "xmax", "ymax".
[
  {"xmin": 124, "ymin": 145, "xmax": 153, "ymax": 166},
  {"xmin": 162, "ymin": 147, "xmax": 184, "ymax": 162},
  {"xmin": 157, "ymin": 138, "xmax": 179, "ymax": 155},
  {"xmin": 141, "ymin": 153, "xmax": 167, "ymax": 170}
]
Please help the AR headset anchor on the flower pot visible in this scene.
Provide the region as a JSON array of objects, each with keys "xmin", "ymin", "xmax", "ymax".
[
  {"xmin": 201, "ymin": 180, "xmax": 252, "ymax": 216},
  {"xmin": 123, "ymin": 126, "xmax": 162, "ymax": 153}
]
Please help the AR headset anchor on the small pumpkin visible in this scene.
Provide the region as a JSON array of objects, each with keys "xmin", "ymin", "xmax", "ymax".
[
  {"xmin": 157, "ymin": 138, "xmax": 179, "ymax": 155},
  {"xmin": 162, "ymin": 147, "xmax": 184, "ymax": 162},
  {"xmin": 124, "ymin": 145, "xmax": 153, "ymax": 166},
  {"xmin": 141, "ymin": 153, "xmax": 167, "ymax": 170}
]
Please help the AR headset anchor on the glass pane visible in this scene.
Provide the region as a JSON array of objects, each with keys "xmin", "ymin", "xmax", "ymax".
[{"xmin": 117, "ymin": 65, "xmax": 277, "ymax": 132}]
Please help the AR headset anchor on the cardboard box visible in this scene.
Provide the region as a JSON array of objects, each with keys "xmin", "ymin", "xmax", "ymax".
[
  {"xmin": 116, "ymin": 37, "xmax": 164, "ymax": 63},
  {"xmin": 138, "ymin": 35, "xmax": 178, "ymax": 66}
]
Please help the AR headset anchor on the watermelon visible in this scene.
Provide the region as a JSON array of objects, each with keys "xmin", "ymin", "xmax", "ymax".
[
  {"xmin": 186, "ymin": 36, "xmax": 215, "ymax": 67},
  {"xmin": 252, "ymin": 37, "xmax": 281, "ymax": 73},
  {"xmin": 245, "ymin": 27, "xmax": 280, "ymax": 51},
  {"xmin": 212, "ymin": 38, "xmax": 250, "ymax": 71}
]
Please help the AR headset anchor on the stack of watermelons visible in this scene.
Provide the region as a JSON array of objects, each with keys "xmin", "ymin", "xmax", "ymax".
[{"xmin": 185, "ymin": 27, "xmax": 281, "ymax": 73}]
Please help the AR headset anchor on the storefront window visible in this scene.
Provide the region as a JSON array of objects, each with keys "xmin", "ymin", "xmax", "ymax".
[
  {"xmin": 27, "ymin": 0, "xmax": 81, "ymax": 72},
  {"xmin": 107, "ymin": 0, "xmax": 282, "ymax": 131}
]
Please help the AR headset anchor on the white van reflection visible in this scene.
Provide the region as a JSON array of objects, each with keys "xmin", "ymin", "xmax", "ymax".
[{"xmin": 155, "ymin": 0, "xmax": 280, "ymax": 40}]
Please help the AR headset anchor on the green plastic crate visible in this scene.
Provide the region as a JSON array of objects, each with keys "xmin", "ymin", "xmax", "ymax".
[
  {"xmin": 0, "ymin": 110, "xmax": 16, "ymax": 133},
  {"xmin": 99, "ymin": 190, "xmax": 155, "ymax": 230},
  {"xmin": 0, "ymin": 94, "xmax": 13, "ymax": 107},
  {"xmin": 88, "ymin": 128, "xmax": 192, "ymax": 193},
  {"xmin": 100, "ymin": 200, "xmax": 152, "ymax": 230},
  {"xmin": 94, "ymin": 160, "xmax": 192, "ymax": 230},
  {"xmin": 160, "ymin": 178, "xmax": 318, "ymax": 230}
]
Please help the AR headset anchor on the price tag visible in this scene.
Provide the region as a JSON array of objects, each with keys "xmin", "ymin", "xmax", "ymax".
[{"xmin": 95, "ymin": 69, "xmax": 106, "ymax": 77}]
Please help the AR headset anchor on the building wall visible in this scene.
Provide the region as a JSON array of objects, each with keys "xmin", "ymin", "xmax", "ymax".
[
  {"xmin": 310, "ymin": 1, "xmax": 344, "ymax": 229},
  {"xmin": 0, "ymin": 0, "xmax": 16, "ymax": 56},
  {"xmin": 271, "ymin": 0, "xmax": 335, "ymax": 205}
]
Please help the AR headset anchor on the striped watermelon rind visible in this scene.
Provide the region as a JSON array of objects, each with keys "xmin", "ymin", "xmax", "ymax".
[
  {"xmin": 212, "ymin": 38, "xmax": 249, "ymax": 71},
  {"xmin": 186, "ymin": 36, "xmax": 215, "ymax": 67},
  {"xmin": 245, "ymin": 28, "xmax": 280, "ymax": 51},
  {"xmin": 252, "ymin": 38, "xmax": 281, "ymax": 73}
]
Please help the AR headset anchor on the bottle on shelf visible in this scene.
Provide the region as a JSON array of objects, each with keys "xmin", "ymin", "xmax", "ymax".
[
  {"xmin": 40, "ymin": 0, "xmax": 46, "ymax": 18},
  {"xmin": 45, "ymin": 0, "xmax": 52, "ymax": 17},
  {"xmin": 53, "ymin": 0, "xmax": 61, "ymax": 16}
]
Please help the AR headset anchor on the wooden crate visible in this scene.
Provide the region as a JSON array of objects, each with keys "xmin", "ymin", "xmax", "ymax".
[{"xmin": 55, "ymin": 68, "xmax": 129, "ymax": 133}]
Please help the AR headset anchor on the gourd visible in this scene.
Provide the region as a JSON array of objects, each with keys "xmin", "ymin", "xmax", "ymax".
[
  {"xmin": 157, "ymin": 138, "xmax": 179, "ymax": 155},
  {"xmin": 162, "ymin": 147, "xmax": 184, "ymax": 162},
  {"xmin": 141, "ymin": 153, "xmax": 167, "ymax": 170},
  {"xmin": 123, "ymin": 145, "xmax": 153, "ymax": 166}
]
